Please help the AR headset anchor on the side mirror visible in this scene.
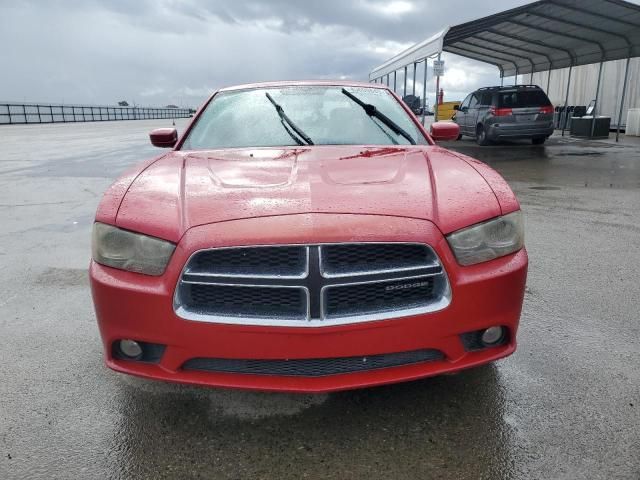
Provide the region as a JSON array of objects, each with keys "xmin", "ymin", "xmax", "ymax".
[
  {"xmin": 149, "ymin": 128, "xmax": 178, "ymax": 148},
  {"xmin": 453, "ymin": 104, "xmax": 460, "ymax": 111},
  {"xmin": 430, "ymin": 121, "xmax": 460, "ymax": 142}
]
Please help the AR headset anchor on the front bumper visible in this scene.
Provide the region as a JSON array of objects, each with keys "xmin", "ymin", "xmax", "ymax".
[{"xmin": 90, "ymin": 214, "xmax": 528, "ymax": 393}]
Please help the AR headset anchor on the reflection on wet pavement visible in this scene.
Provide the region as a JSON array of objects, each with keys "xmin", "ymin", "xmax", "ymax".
[
  {"xmin": 107, "ymin": 366, "xmax": 513, "ymax": 479},
  {"xmin": 1, "ymin": 123, "xmax": 639, "ymax": 479}
]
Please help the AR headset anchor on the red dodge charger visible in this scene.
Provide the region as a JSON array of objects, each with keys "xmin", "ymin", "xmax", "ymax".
[{"xmin": 90, "ymin": 81, "xmax": 527, "ymax": 393}]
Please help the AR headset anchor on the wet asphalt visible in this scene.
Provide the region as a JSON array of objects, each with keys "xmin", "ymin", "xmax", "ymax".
[{"xmin": 0, "ymin": 119, "xmax": 639, "ymax": 479}]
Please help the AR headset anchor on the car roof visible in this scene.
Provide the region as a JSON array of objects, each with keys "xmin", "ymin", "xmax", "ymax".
[
  {"xmin": 475, "ymin": 84, "xmax": 543, "ymax": 93},
  {"xmin": 218, "ymin": 80, "xmax": 389, "ymax": 93}
]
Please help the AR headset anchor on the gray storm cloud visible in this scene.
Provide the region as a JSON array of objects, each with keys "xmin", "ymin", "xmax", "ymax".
[{"xmin": 0, "ymin": 0, "xmax": 533, "ymax": 107}]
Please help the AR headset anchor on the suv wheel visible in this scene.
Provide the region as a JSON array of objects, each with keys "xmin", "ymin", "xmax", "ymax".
[
  {"xmin": 532, "ymin": 137, "xmax": 546, "ymax": 145},
  {"xmin": 476, "ymin": 124, "xmax": 491, "ymax": 146}
]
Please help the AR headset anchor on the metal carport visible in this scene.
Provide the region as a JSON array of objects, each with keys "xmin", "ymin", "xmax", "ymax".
[{"xmin": 369, "ymin": 0, "xmax": 640, "ymax": 141}]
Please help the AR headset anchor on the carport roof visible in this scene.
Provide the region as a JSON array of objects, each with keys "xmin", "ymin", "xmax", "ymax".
[{"xmin": 370, "ymin": 0, "xmax": 640, "ymax": 79}]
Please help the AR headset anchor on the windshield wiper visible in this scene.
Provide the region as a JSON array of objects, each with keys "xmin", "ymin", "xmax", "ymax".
[
  {"xmin": 265, "ymin": 92, "xmax": 314, "ymax": 145},
  {"xmin": 341, "ymin": 88, "xmax": 416, "ymax": 145}
]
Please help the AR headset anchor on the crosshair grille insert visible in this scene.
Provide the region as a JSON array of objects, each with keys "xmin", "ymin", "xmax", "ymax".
[{"xmin": 175, "ymin": 243, "xmax": 450, "ymax": 326}]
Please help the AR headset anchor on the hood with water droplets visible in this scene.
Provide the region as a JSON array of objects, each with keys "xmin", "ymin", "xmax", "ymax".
[{"xmin": 115, "ymin": 145, "xmax": 503, "ymax": 242}]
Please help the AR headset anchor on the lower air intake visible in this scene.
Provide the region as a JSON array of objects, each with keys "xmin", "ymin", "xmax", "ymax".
[{"xmin": 182, "ymin": 349, "xmax": 444, "ymax": 377}]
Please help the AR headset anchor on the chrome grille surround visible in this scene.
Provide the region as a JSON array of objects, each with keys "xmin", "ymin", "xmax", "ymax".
[{"xmin": 174, "ymin": 243, "xmax": 451, "ymax": 327}]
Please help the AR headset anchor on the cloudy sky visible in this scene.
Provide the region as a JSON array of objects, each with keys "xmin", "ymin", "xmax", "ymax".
[{"xmin": 0, "ymin": 0, "xmax": 536, "ymax": 108}]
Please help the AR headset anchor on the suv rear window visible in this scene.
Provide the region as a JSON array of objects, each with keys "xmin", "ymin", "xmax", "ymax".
[{"xmin": 496, "ymin": 90, "xmax": 550, "ymax": 108}]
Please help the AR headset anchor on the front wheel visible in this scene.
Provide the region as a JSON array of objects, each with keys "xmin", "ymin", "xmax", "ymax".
[
  {"xmin": 476, "ymin": 125, "xmax": 491, "ymax": 146},
  {"xmin": 532, "ymin": 137, "xmax": 546, "ymax": 145}
]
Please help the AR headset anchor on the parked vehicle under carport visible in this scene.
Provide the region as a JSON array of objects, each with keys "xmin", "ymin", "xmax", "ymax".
[{"xmin": 453, "ymin": 85, "xmax": 554, "ymax": 146}]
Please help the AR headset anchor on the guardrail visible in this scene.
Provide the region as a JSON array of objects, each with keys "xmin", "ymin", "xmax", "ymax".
[{"xmin": 0, "ymin": 102, "xmax": 192, "ymax": 125}]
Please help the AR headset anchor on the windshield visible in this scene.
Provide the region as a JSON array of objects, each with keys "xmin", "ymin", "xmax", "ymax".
[{"xmin": 181, "ymin": 86, "xmax": 427, "ymax": 149}]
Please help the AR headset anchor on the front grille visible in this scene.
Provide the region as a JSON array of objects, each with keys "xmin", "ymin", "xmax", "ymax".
[
  {"xmin": 321, "ymin": 243, "xmax": 433, "ymax": 276},
  {"xmin": 175, "ymin": 243, "xmax": 450, "ymax": 326},
  {"xmin": 183, "ymin": 284, "xmax": 307, "ymax": 320},
  {"xmin": 187, "ymin": 246, "xmax": 307, "ymax": 277},
  {"xmin": 324, "ymin": 277, "xmax": 435, "ymax": 319},
  {"xmin": 182, "ymin": 349, "xmax": 444, "ymax": 377}
]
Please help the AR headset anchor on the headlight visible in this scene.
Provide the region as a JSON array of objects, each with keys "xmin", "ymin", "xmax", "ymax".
[
  {"xmin": 446, "ymin": 211, "xmax": 524, "ymax": 266},
  {"xmin": 92, "ymin": 222, "xmax": 176, "ymax": 275}
]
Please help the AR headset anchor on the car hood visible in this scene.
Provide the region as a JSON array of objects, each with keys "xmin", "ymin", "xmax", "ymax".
[{"xmin": 116, "ymin": 146, "xmax": 503, "ymax": 242}]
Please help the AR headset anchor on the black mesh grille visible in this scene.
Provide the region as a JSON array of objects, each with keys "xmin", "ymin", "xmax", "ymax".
[
  {"xmin": 182, "ymin": 349, "xmax": 444, "ymax": 377},
  {"xmin": 183, "ymin": 284, "xmax": 306, "ymax": 319},
  {"xmin": 176, "ymin": 243, "xmax": 448, "ymax": 324},
  {"xmin": 322, "ymin": 243, "xmax": 432, "ymax": 276},
  {"xmin": 325, "ymin": 277, "xmax": 435, "ymax": 318},
  {"xmin": 188, "ymin": 246, "xmax": 306, "ymax": 277}
]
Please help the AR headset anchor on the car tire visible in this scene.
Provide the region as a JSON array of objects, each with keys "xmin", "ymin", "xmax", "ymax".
[
  {"xmin": 476, "ymin": 124, "xmax": 490, "ymax": 146},
  {"xmin": 532, "ymin": 137, "xmax": 546, "ymax": 145}
]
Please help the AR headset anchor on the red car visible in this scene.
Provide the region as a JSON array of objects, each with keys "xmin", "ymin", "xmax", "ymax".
[{"xmin": 90, "ymin": 81, "xmax": 527, "ymax": 393}]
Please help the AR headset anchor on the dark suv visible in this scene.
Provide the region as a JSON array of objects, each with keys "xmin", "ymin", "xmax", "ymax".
[{"xmin": 454, "ymin": 85, "xmax": 554, "ymax": 145}]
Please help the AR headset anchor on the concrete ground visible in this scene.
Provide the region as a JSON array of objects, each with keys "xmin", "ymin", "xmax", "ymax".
[{"xmin": 1, "ymin": 120, "xmax": 639, "ymax": 479}]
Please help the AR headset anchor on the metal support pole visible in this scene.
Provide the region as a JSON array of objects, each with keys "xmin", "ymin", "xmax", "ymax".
[
  {"xmin": 501, "ymin": 74, "xmax": 504, "ymax": 87},
  {"xmin": 514, "ymin": 66, "xmax": 519, "ymax": 86},
  {"xmin": 412, "ymin": 62, "xmax": 417, "ymax": 96},
  {"xmin": 546, "ymin": 69, "xmax": 552, "ymax": 94},
  {"xmin": 434, "ymin": 52, "xmax": 441, "ymax": 121},
  {"xmin": 422, "ymin": 58, "xmax": 428, "ymax": 125},
  {"xmin": 403, "ymin": 66, "xmax": 408, "ymax": 97},
  {"xmin": 530, "ymin": 71, "xmax": 534, "ymax": 84},
  {"xmin": 386, "ymin": 74, "xmax": 390, "ymax": 87},
  {"xmin": 561, "ymin": 66, "xmax": 573, "ymax": 137},
  {"xmin": 37, "ymin": 105, "xmax": 41, "ymax": 123},
  {"xmin": 22, "ymin": 104, "xmax": 27, "ymax": 124},
  {"xmin": 616, "ymin": 58, "xmax": 631, "ymax": 142},
  {"xmin": 590, "ymin": 61, "xmax": 604, "ymax": 139},
  {"xmin": 393, "ymin": 71, "xmax": 397, "ymax": 92}
]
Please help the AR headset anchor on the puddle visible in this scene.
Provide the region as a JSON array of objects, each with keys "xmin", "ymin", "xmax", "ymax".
[
  {"xmin": 554, "ymin": 151, "xmax": 604, "ymax": 157},
  {"xmin": 120, "ymin": 376, "xmax": 328, "ymax": 420},
  {"xmin": 23, "ymin": 213, "xmax": 94, "ymax": 234},
  {"xmin": 207, "ymin": 390, "xmax": 328, "ymax": 419},
  {"xmin": 36, "ymin": 267, "xmax": 88, "ymax": 287}
]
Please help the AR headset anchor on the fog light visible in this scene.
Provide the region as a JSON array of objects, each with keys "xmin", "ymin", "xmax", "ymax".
[
  {"xmin": 119, "ymin": 339, "xmax": 143, "ymax": 359},
  {"xmin": 481, "ymin": 327, "xmax": 505, "ymax": 345}
]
